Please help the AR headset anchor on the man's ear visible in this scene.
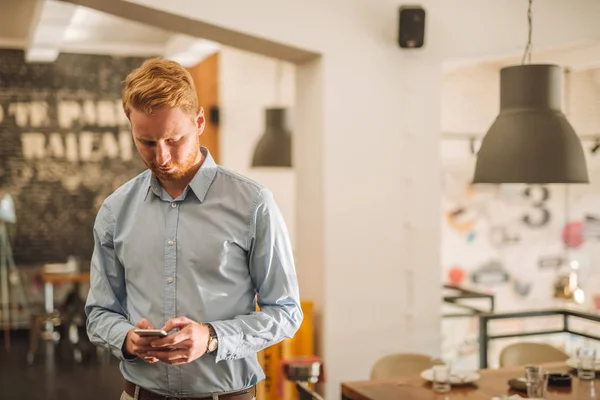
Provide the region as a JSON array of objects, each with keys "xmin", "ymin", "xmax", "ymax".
[{"xmin": 196, "ymin": 107, "xmax": 205, "ymax": 133}]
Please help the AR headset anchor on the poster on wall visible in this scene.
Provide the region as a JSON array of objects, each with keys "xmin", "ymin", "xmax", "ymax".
[{"xmin": 0, "ymin": 50, "xmax": 148, "ymax": 265}]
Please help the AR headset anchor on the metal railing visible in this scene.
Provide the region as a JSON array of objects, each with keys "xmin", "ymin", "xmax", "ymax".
[
  {"xmin": 443, "ymin": 284, "xmax": 495, "ymax": 318},
  {"xmin": 478, "ymin": 308, "xmax": 600, "ymax": 368}
]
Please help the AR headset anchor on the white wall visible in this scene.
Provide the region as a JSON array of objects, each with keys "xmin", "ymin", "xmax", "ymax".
[
  {"xmin": 218, "ymin": 47, "xmax": 297, "ymax": 248},
  {"xmin": 128, "ymin": 0, "xmax": 600, "ymax": 397}
]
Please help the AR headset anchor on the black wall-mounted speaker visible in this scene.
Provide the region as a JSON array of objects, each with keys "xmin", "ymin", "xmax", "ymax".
[
  {"xmin": 398, "ymin": 6, "xmax": 426, "ymax": 49},
  {"xmin": 209, "ymin": 105, "xmax": 219, "ymax": 125}
]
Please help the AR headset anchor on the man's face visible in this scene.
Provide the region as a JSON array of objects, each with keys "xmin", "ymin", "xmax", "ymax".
[{"xmin": 130, "ymin": 107, "xmax": 205, "ymax": 181}]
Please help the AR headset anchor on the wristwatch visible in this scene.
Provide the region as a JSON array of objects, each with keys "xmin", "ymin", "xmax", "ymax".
[{"xmin": 205, "ymin": 324, "xmax": 218, "ymax": 354}]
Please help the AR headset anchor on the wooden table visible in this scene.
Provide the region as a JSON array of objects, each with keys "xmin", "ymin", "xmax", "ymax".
[
  {"xmin": 342, "ymin": 363, "xmax": 598, "ymax": 400},
  {"xmin": 41, "ymin": 271, "xmax": 90, "ymax": 314}
]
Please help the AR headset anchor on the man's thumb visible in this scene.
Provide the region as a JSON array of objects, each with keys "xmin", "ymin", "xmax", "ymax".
[{"xmin": 136, "ymin": 318, "xmax": 155, "ymax": 329}]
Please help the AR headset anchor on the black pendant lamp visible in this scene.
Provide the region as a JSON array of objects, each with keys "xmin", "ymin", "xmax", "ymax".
[
  {"xmin": 251, "ymin": 107, "xmax": 292, "ymax": 167},
  {"xmin": 472, "ymin": 0, "xmax": 588, "ymax": 184},
  {"xmin": 251, "ymin": 60, "xmax": 292, "ymax": 167}
]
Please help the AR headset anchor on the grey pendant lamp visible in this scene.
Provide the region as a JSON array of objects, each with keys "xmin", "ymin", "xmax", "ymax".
[
  {"xmin": 251, "ymin": 60, "xmax": 292, "ymax": 167},
  {"xmin": 472, "ymin": 0, "xmax": 588, "ymax": 184},
  {"xmin": 251, "ymin": 108, "xmax": 292, "ymax": 167}
]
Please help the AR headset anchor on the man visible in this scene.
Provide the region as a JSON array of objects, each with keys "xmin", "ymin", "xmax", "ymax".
[{"xmin": 85, "ymin": 58, "xmax": 303, "ymax": 400}]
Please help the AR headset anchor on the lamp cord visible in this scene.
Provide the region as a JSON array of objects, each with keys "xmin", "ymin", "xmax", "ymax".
[
  {"xmin": 521, "ymin": 0, "xmax": 533, "ymax": 64},
  {"xmin": 274, "ymin": 60, "xmax": 282, "ymax": 106}
]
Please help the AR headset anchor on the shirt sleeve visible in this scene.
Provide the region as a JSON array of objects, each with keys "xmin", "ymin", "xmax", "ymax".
[
  {"xmin": 85, "ymin": 201, "xmax": 136, "ymax": 361},
  {"xmin": 210, "ymin": 189, "xmax": 303, "ymax": 362}
]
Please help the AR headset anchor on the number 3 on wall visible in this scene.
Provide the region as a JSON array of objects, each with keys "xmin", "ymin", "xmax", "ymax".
[{"xmin": 522, "ymin": 186, "xmax": 551, "ymax": 227}]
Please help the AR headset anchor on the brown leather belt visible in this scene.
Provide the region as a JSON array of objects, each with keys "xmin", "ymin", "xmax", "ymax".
[{"xmin": 124, "ymin": 381, "xmax": 256, "ymax": 400}]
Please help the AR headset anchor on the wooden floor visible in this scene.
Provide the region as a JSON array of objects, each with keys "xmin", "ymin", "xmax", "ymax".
[{"xmin": 0, "ymin": 329, "xmax": 125, "ymax": 400}]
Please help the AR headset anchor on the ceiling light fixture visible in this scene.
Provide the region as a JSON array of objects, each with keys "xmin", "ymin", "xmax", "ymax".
[
  {"xmin": 251, "ymin": 60, "xmax": 292, "ymax": 167},
  {"xmin": 472, "ymin": 0, "xmax": 588, "ymax": 184}
]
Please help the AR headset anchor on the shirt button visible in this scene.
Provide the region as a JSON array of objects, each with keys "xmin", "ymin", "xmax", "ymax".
[
  {"xmin": 171, "ymin": 203, "xmax": 178, "ymax": 208},
  {"xmin": 166, "ymin": 277, "xmax": 174, "ymax": 284},
  {"xmin": 168, "ymin": 240, "xmax": 174, "ymax": 246}
]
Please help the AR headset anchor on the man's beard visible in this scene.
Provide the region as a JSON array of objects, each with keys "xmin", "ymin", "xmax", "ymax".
[{"xmin": 148, "ymin": 144, "xmax": 201, "ymax": 181}]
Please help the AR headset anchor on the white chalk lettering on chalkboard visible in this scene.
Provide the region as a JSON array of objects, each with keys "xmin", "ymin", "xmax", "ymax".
[
  {"xmin": 58, "ymin": 100, "xmax": 127, "ymax": 128},
  {"xmin": 9, "ymin": 102, "xmax": 51, "ymax": 128},
  {"xmin": 20, "ymin": 131, "xmax": 133, "ymax": 162},
  {"xmin": 2, "ymin": 100, "xmax": 128, "ymax": 129}
]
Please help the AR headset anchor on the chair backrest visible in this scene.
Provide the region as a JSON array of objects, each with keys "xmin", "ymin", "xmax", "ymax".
[
  {"xmin": 370, "ymin": 353, "xmax": 433, "ymax": 379},
  {"xmin": 499, "ymin": 342, "xmax": 569, "ymax": 367}
]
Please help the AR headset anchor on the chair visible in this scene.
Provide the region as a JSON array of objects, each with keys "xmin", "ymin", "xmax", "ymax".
[
  {"xmin": 27, "ymin": 284, "xmax": 90, "ymax": 365},
  {"xmin": 499, "ymin": 342, "xmax": 569, "ymax": 367},
  {"xmin": 27, "ymin": 310, "xmax": 61, "ymax": 365},
  {"xmin": 370, "ymin": 353, "xmax": 433, "ymax": 379}
]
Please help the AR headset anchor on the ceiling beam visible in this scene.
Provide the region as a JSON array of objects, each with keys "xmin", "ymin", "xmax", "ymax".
[
  {"xmin": 446, "ymin": 40, "xmax": 600, "ymax": 73},
  {"xmin": 60, "ymin": 40, "xmax": 166, "ymax": 57},
  {"xmin": 0, "ymin": 0, "xmax": 41, "ymax": 50},
  {"xmin": 162, "ymin": 34, "xmax": 220, "ymax": 67},
  {"xmin": 526, "ymin": 42, "xmax": 600, "ymax": 72},
  {"xmin": 56, "ymin": 0, "xmax": 319, "ymax": 63},
  {"xmin": 26, "ymin": 0, "xmax": 78, "ymax": 63}
]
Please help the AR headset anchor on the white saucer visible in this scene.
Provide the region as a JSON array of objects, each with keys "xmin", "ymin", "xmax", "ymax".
[{"xmin": 420, "ymin": 368, "xmax": 481, "ymax": 385}]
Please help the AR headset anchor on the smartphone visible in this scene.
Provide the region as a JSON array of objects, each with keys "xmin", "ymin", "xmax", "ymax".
[{"xmin": 134, "ymin": 328, "xmax": 168, "ymax": 338}]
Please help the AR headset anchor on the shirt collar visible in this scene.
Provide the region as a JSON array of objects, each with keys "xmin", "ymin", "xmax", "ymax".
[
  {"xmin": 143, "ymin": 146, "xmax": 218, "ymax": 203},
  {"xmin": 188, "ymin": 146, "xmax": 218, "ymax": 202}
]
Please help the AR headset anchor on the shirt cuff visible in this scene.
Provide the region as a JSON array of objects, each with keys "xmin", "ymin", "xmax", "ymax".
[
  {"xmin": 109, "ymin": 321, "xmax": 137, "ymax": 362},
  {"xmin": 208, "ymin": 320, "xmax": 242, "ymax": 362}
]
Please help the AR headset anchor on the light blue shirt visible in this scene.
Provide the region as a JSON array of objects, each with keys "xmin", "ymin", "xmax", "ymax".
[{"xmin": 85, "ymin": 147, "xmax": 303, "ymax": 397}]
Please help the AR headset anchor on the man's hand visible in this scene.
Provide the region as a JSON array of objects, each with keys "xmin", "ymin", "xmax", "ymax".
[
  {"xmin": 123, "ymin": 319, "xmax": 164, "ymax": 363},
  {"xmin": 144, "ymin": 317, "xmax": 210, "ymax": 365}
]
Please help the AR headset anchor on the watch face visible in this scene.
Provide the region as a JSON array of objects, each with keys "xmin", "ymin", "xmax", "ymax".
[{"xmin": 208, "ymin": 337, "xmax": 218, "ymax": 352}]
